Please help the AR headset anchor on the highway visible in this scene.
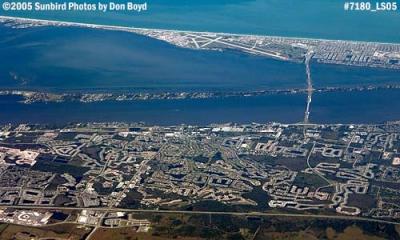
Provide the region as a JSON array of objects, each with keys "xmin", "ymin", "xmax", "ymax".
[{"xmin": 1, "ymin": 205, "xmax": 399, "ymax": 226}]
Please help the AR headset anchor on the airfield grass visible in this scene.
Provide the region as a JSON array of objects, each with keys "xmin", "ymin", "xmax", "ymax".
[{"xmin": 0, "ymin": 223, "xmax": 91, "ymax": 240}]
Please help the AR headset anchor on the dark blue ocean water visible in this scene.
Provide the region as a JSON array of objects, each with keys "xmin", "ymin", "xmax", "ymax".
[{"xmin": 2, "ymin": 0, "xmax": 400, "ymax": 43}]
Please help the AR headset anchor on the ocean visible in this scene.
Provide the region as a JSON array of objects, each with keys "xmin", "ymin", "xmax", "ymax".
[{"xmin": 1, "ymin": 0, "xmax": 400, "ymax": 43}]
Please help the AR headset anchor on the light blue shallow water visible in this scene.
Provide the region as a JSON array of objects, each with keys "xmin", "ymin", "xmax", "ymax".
[{"xmin": 2, "ymin": 0, "xmax": 400, "ymax": 42}]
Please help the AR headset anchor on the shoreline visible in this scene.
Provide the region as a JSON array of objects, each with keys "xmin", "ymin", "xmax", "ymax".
[
  {"xmin": 1, "ymin": 15, "xmax": 399, "ymax": 46},
  {"xmin": 1, "ymin": 84, "xmax": 400, "ymax": 104}
]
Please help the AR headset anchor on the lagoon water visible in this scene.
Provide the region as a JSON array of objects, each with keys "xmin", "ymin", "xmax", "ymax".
[
  {"xmin": 1, "ymin": 25, "xmax": 399, "ymax": 92},
  {"xmin": 1, "ymin": 88, "xmax": 400, "ymax": 125},
  {"xmin": 0, "ymin": 15, "xmax": 400, "ymax": 125},
  {"xmin": 0, "ymin": 94, "xmax": 306, "ymax": 125},
  {"xmin": 0, "ymin": 25, "xmax": 306, "ymax": 92},
  {"xmin": 311, "ymin": 89, "xmax": 400, "ymax": 124},
  {"xmin": 2, "ymin": 0, "xmax": 400, "ymax": 43}
]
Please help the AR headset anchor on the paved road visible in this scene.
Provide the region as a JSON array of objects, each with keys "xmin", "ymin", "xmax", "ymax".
[{"xmin": 1, "ymin": 205, "xmax": 399, "ymax": 226}]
